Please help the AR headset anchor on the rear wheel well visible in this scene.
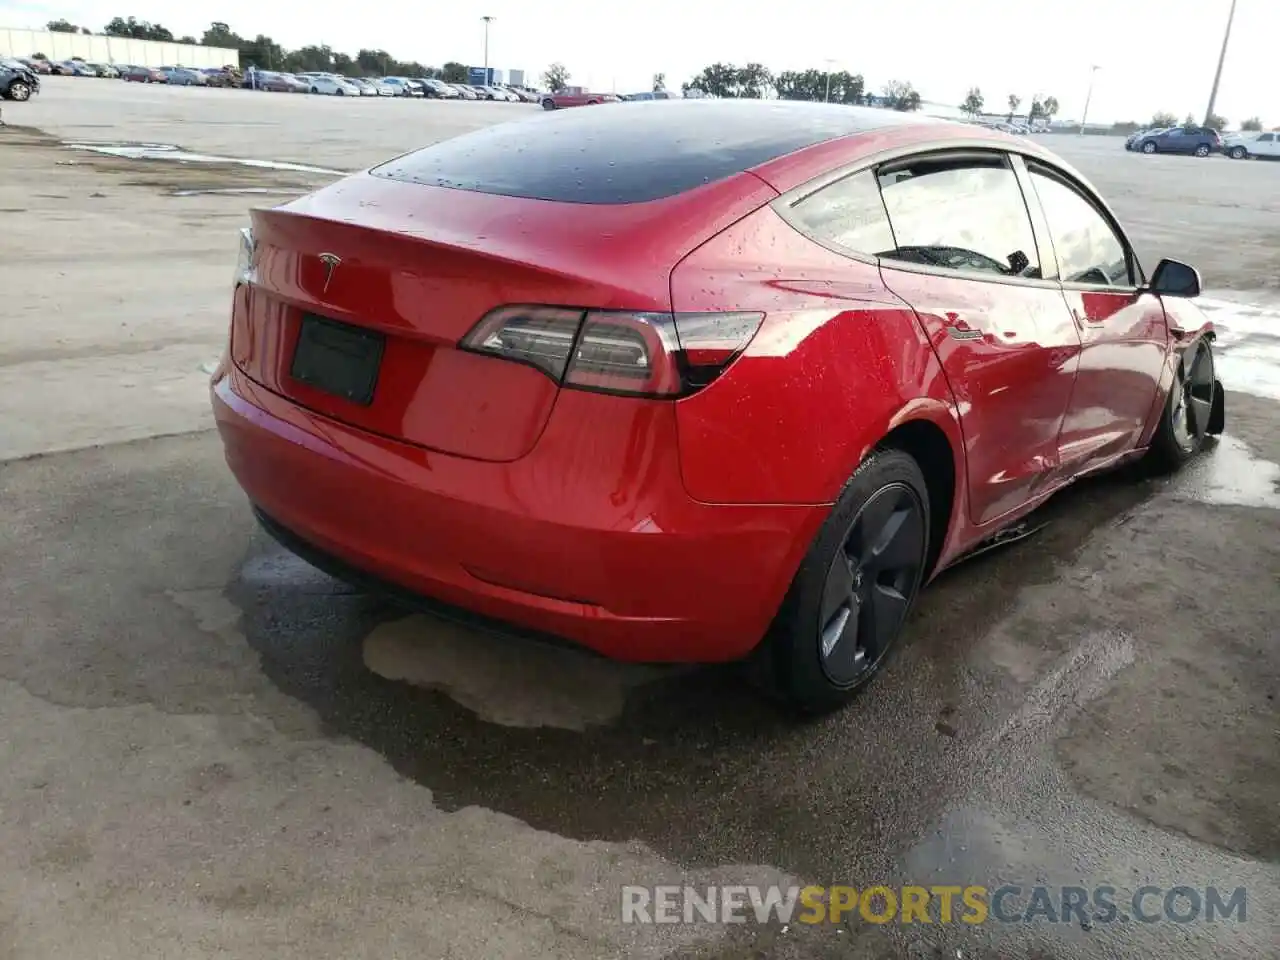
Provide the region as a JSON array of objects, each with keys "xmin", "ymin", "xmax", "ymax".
[{"xmin": 878, "ymin": 420, "xmax": 955, "ymax": 577}]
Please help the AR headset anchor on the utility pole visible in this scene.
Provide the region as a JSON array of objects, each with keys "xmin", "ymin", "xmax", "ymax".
[
  {"xmin": 1078, "ymin": 65, "xmax": 1100, "ymax": 135},
  {"xmin": 1203, "ymin": 0, "xmax": 1238, "ymax": 128},
  {"xmin": 823, "ymin": 58, "xmax": 837, "ymax": 103},
  {"xmin": 481, "ymin": 15, "xmax": 494, "ymax": 83}
]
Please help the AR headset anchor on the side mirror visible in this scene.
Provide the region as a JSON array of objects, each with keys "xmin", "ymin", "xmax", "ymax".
[{"xmin": 1147, "ymin": 258, "xmax": 1201, "ymax": 298}]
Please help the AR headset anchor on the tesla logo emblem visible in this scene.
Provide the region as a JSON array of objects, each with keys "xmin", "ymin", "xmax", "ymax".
[{"xmin": 318, "ymin": 253, "xmax": 341, "ymax": 294}]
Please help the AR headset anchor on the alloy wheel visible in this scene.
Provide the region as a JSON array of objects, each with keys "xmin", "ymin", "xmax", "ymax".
[
  {"xmin": 1170, "ymin": 343, "xmax": 1215, "ymax": 451},
  {"xmin": 817, "ymin": 483, "xmax": 926, "ymax": 686},
  {"xmin": 11, "ymin": 82, "xmax": 31, "ymax": 101}
]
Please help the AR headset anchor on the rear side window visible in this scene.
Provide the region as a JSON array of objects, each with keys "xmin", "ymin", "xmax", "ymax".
[
  {"xmin": 877, "ymin": 154, "xmax": 1041, "ymax": 279},
  {"xmin": 1028, "ymin": 168, "xmax": 1131, "ymax": 286},
  {"xmin": 785, "ymin": 171, "xmax": 896, "ymax": 258}
]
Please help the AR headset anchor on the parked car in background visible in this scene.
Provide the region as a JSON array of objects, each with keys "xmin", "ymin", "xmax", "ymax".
[
  {"xmin": 419, "ymin": 78, "xmax": 459, "ymax": 98},
  {"xmin": 85, "ymin": 62, "xmax": 119, "ymax": 78},
  {"xmin": 302, "ymin": 74, "xmax": 361, "ymax": 96},
  {"xmin": 1, "ymin": 57, "xmax": 40, "ymax": 100},
  {"xmin": 450, "ymin": 83, "xmax": 478, "ymax": 100},
  {"xmin": 1124, "ymin": 127, "xmax": 1170, "ymax": 150},
  {"xmin": 511, "ymin": 86, "xmax": 540, "ymax": 103},
  {"xmin": 540, "ymin": 89, "xmax": 620, "ymax": 109},
  {"xmin": 242, "ymin": 70, "xmax": 297, "ymax": 92},
  {"xmin": 214, "ymin": 101, "xmax": 1224, "ymax": 713},
  {"xmin": 59, "ymin": 60, "xmax": 97, "ymax": 77},
  {"xmin": 166, "ymin": 67, "xmax": 207, "ymax": 86},
  {"xmin": 1222, "ymin": 130, "xmax": 1280, "ymax": 160},
  {"xmin": 347, "ymin": 77, "xmax": 378, "ymax": 96},
  {"xmin": 16, "ymin": 56, "xmax": 52, "ymax": 74},
  {"xmin": 1134, "ymin": 125, "xmax": 1221, "ymax": 157},
  {"xmin": 201, "ymin": 67, "xmax": 239, "ymax": 87},
  {"xmin": 621, "ymin": 90, "xmax": 678, "ymax": 101},
  {"xmin": 121, "ymin": 64, "xmax": 164, "ymax": 83},
  {"xmin": 379, "ymin": 77, "xmax": 423, "ymax": 97}
]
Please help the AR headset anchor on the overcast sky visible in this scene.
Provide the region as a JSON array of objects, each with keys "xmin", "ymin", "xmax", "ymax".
[{"xmin": 4, "ymin": 0, "xmax": 1275, "ymax": 124}]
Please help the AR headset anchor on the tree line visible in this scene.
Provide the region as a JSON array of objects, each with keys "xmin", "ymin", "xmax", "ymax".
[
  {"xmin": 44, "ymin": 17, "xmax": 475, "ymax": 81},
  {"xmin": 679, "ymin": 64, "xmax": 1074, "ymax": 122},
  {"xmin": 682, "ymin": 62, "xmax": 923, "ymax": 110}
]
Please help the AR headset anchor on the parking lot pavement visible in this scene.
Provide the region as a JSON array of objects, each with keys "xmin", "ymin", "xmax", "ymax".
[{"xmin": 1, "ymin": 81, "xmax": 1278, "ymax": 959}]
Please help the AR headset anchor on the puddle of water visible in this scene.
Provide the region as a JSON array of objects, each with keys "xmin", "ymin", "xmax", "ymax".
[
  {"xmin": 60, "ymin": 140, "xmax": 347, "ymax": 176},
  {"xmin": 171, "ymin": 187, "xmax": 296, "ymax": 197},
  {"xmin": 1198, "ymin": 292, "xmax": 1280, "ymax": 402},
  {"xmin": 362, "ymin": 614, "xmax": 665, "ymax": 731},
  {"xmin": 1169, "ymin": 435, "xmax": 1280, "ymax": 510}
]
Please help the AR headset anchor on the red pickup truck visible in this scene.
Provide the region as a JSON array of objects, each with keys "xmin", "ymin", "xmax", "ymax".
[{"xmin": 540, "ymin": 88, "xmax": 620, "ymax": 110}]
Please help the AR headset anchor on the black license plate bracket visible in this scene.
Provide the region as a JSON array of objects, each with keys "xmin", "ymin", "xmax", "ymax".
[{"xmin": 290, "ymin": 314, "xmax": 385, "ymax": 406}]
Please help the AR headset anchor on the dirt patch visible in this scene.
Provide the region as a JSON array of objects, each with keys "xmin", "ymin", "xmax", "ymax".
[{"xmin": 1, "ymin": 124, "xmax": 337, "ymax": 198}]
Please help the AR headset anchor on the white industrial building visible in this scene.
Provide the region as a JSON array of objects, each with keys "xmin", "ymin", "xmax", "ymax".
[{"xmin": 0, "ymin": 27, "xmax": 238, "ymax": 68}]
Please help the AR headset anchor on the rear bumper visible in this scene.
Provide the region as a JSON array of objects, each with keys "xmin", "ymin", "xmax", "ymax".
[{"xmin": 212, "ymin": 366, "xmax": 824, "ymax": 662}]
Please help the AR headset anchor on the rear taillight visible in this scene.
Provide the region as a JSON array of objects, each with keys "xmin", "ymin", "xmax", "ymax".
[{"xmin": 460, "ymin": 306, "xmax": 764, "ymax": 398}]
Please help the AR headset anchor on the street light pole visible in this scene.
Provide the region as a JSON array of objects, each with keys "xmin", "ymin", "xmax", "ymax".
[
  {"xmin": 1078, "ymin": 65, "xmax": 1100, "ymax": 135},
  {"xmin": 1203, "ymin": 0, "xmax": 1238, "ymax": 128},
  {"xmin": 481, "ymin": 15, "xmax": 494, "ymax": 82},
  {"xmin": 823, "ymin": 58, "xmax": 836, "ymax": 103}
]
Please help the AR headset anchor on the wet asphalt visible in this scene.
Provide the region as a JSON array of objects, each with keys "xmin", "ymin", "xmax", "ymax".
[{"xmin": 1, "ymin": 80, "xmax": 1278, "ymax": 959}]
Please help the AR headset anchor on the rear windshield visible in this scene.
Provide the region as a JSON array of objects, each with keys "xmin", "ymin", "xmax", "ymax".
[{"xmin": 371, "ymin": 100, "xmax": 931, "ymax": 204}]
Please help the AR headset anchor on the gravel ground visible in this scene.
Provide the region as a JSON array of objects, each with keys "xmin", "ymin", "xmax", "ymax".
[{"xmin": 1, "ymin": 78, "xmax": 1277, "ymax": 960}]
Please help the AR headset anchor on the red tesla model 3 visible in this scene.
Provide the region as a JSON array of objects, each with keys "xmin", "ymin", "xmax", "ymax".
[{"xmin": 211, "ymin": 100, "xmax": 1224, "ymax": 712}]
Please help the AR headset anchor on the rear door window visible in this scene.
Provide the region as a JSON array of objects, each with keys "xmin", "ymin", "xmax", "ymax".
[
  {"xmin": 876, "ymin": 153, "xmax": 1042, "ymax": 279},
  {"xmin": 782, "ymin": 170, "xmax": 896, "ymax": 258}
]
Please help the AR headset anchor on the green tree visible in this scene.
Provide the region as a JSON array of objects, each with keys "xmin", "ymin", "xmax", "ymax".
[
  {"xmin": 104, "ymin": 17, "xmax": 174, "ymax": 41},
  {"xmin": 1206, "ymin": 112, "xmax": 1226, "ymax": 130},
  {"xmin": 685, "ymin": 62, "xmax": 773, "ymax": 99},
  {"xmin": 178, "ymin": 35, "xmax": 196, "ymax": 45},
  {"xmin": 735, "ymin": 62, "xmax": 773, "ymax": 98},
  {"xmin": 542, "ymin": 62, "xmax": 570, "ymax": 92},
  {"xmin": 652, "ymin": 72, "xmax": 665, "ymax": 92},
  {"xmin": 1241, "ymin": 116, "xmax": 1263, "ymax": 131},
  {"xmin": 883, "ymin": 80, "xmax": 921, "ymax": 112},
  {"xmin": 1043, "ymin": 95, "xmax": 1059, "ymax": 118},
  {"xmin": 285, "ymin": 44, "xmax": 337, "ymax": 73},
  {"xmin": 441, "ymin": 61, "xmax": 468, "ymax": 83},
  {"xmin": 1007, "ymin": 93, "xmax": 1021, "ymax": 120},
  {"xmin": 1151, "ymin": 111, "xmax": 1177, "ymax": 127},
  {"xmin": 961, "ymin": 86, "xmax": 984, "ymax": 117},
  {"xmin": 46, "ymin": 19, "xmax": 85, "ymax": 33},
  {"xmin": 1184, "ymin": 112, "xmax": 1196, "ymax": 126},
  {"xmin": 241, "ymin": 35, "xmax": 285, "ymax": 70},
  {"xmin": 202, "ymin": 22, "xmax": 242, "ymax": 47},
  {"xmin": 776, "ymin": 68, "xmax": 864, "ymax": 104}
]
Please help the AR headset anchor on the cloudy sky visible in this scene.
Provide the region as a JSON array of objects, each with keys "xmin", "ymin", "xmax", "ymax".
[{"xmin": 3, "ymin": 0, "xmax": 1276, "ymax": 124}]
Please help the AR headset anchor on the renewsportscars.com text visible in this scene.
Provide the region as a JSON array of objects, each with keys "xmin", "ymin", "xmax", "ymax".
[{"xmin": 621, "ymin": 884, "xmax": 1248, "ymax": 925}]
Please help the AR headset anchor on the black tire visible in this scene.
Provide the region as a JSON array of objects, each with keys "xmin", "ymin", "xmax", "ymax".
[
  {"xmin": 1194, "ymin": 143, "xmax": 1211, "ymax": 157},
  {"xmin": 1142, "ymin": 140, "xmax": 1157, "ymax": 154},
  {"xmin": 754, "ymin": 448, "xmax": 931, "ymax": 714},
  {"xmin": 541, "ymin": 98, "xmax": 555, "ymax": 110},
  {"xmin": 6, "ymin": 80, "xmax": 32, "ymax": 101},
  {"xmin": 310, "ymin": 87, "xmax": 318, "ymax": 94},
  {"xmin": 1229, "ymin": 145, "xmax": 1247, "ymax": 160},
  {"xmin": 1146, "ymin": 338, "xmax": 1217, "ymax": 473},
  {"xmin": 336, "ymin": 88, "xmax": 344, "ymax": 96}
]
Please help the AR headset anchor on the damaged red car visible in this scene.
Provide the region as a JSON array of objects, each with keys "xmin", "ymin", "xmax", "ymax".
[{"xmin": 211, "ymin": 100, "xmax": 1224, "ymax": 712}]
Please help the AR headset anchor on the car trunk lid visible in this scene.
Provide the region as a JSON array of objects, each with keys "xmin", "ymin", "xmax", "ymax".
[{"xmin": 232, "ymin": 171, "xmax": 773, "ymax": 461}]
